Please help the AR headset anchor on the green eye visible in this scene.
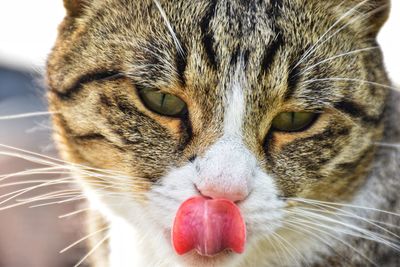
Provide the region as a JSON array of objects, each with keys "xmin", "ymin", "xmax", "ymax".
[
  {"xmin": 139, "ymin": 88, "xmax": 187, "ymax": 117},
  {"xmin": 272, "ymin": 112, "xmax": 318, "ymax": 132}
]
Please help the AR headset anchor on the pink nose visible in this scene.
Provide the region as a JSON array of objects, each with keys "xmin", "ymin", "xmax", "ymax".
[{"xmin": 196, "ymin": 184, "xmax": 249, "ymax": 203}]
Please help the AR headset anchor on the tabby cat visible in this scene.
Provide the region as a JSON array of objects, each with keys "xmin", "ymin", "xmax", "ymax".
[{"xmin": 46, "ymin": 0, "xmax": 400, "ymax": 266}]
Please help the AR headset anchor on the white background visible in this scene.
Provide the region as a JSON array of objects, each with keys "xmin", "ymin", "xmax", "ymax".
[{"xmin": 0, "ymin": 1, "xmax": 399, "ymax": 84}]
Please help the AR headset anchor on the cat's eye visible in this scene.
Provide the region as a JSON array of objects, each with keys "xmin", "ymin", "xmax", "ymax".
[
  {"xmin": 138, "ymin": 88, "xmax": 187, "ymax": 117},
  {"xmin": 272, "ymin": 112, "xmax": 318, "ymax": 132}
]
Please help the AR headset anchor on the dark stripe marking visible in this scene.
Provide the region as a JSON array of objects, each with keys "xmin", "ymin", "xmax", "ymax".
[
  {"xmin": 334, "ymin": 100, "xmax": 381, "ymax": 124},
  {"xmin": 177, "ymin": 111, "xmax": 193, "ymax": 151},
  {"xmin": 175, "ymin": 45, "xmax": 188, "ymax": 86},
  {"xmin": 259, "ymin": 32, "xmax": 283, "ymax": 78},
  {"xmin": 200, "ymin": 0, "xmax": 218, "ymax": 69},
  {"xmin": 285, "ymin": 64, "xmax": 302, "ymax": 100},
  {"xmin": 54, "ymin": 71, "xmax": 123, "ymax": 100},
  {"xmin": 74, "ymin": 133, "xmax": 107, "ymax": 141}
]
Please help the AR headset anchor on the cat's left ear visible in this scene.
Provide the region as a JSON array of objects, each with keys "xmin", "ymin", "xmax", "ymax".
[
  {"xmin": 362, "ymin": 0, "xmax": 391, "ymax": 36},
  {"xmin": 63, "ymin": 0, "xmax": 87, "ymax": 17}
]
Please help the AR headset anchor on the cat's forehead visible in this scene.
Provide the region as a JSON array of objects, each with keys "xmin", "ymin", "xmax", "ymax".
[
  {"xmin": 78, "ymin": 1, "xmax": 317, "ymax": 91},
  {"xmin": 53, "ymin": 0, "xmax": 382, "ymax": 112}
]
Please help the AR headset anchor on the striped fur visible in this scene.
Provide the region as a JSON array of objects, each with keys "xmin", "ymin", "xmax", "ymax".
[{"xmin": 47, "ymin": 0, "xmax": 399, "ymax": 266}]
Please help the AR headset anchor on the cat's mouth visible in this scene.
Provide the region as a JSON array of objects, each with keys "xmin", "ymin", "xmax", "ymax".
[{"xmin": 171, "ymin": 196, "xmax": 246, "ymax": 257}]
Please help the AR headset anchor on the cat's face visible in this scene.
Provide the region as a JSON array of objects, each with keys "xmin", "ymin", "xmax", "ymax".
[{"xmin": 47, "ymin": 0, "xmax": 390, "ymax": 265}]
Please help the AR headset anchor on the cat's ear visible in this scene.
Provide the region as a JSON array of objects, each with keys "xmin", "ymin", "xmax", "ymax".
[
  {"xmin": 63, "ymin": 0, "xmax": 87, "ymax": 17},
  {"xmin": 361, "ymin": 0, "xmax": 391, "ymax": 35}
]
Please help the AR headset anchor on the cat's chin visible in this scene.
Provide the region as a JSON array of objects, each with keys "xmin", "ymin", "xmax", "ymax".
[
  {"xmin": 177, "ymin": 250, "xmax": 239, "ymax": 267},
  {"xmin": 161, "ymin": 228, "xmax": 242, "ymax": 267}
]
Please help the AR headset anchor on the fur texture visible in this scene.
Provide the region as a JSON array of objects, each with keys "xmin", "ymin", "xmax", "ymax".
[{"xmin": 47, "ymin": 0, "xmax": 399, "ymax": 266}]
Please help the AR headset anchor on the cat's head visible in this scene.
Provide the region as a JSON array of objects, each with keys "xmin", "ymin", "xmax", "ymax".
[{"xmin": 47, "ymin": 0, "xmax": 390, "ymax": 265}]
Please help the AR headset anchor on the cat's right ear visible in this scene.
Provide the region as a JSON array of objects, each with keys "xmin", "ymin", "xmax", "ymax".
[{"xmin": 64, "ymin": 0, "xmax": 86, "ymax": 17}]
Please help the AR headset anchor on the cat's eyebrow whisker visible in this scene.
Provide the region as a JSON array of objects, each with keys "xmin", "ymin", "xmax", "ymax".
[
  {"xmin": 0, "ymin": 111, "xmax": 58, "ymax": 120},
  {"xmin": 296, "ymin": 3, "xmax": 389, "ymax": 73},
  {"xmin": 300, "ymin": 77, "xmax": 398, "ymax": 92},
  {"xmin": 293, "ymin": 0, "xmax": 369, "ymax": 70},
  {"xmin": 152, "ymin": 0, "xmax": 185, "ymax": 56},
  {"xmin": 73, "ymin": 233, "xmax": 110, "ymax": 267},
  {"xmin": 300, "ymin": 46, "xmax": 379, "ymax": 76}
]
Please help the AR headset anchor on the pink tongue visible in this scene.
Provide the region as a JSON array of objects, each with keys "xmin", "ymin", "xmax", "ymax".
[{"xmin": 172, "ymin": 196, "xmax": 246, "ymax": 257}]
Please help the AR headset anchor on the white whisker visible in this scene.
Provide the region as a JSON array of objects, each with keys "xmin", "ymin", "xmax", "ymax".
[
  {"xmin": 293, "ymin": 0, "xmax": 368, "ymax": 69},
  {"xmin": 59, "ymin": 207, "xmax": 91, "ymax": 219},
  {"xmin": 300, "ymin": 46, "xmax": 379, "ymax": 76},
  {"xmin": 152, "ymin": 0, "xmax": 185, "ymax": 56},
  {"xmin": 286, "ymin": 218, "xmax": 379, "ymax": 267},
  {"xmin": 0, "ymin": 111, "xmax": 57, "ymax": 120},
  {"xmin": 300, "ymin": 77, "xmax": 397, "ymax": 91},
  {"xmin": 60, "ymin": 226, "xmax": 109, "ymax": 254},
  {"xmin": 73, "ymin": 233, "xmax": 110, "ymax": 267},
  {"xmin": 286, "ymin": 197, "xmax": 400, "ymax": 218}
]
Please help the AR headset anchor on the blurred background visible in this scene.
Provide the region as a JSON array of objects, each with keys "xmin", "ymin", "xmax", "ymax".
[{"xmin": 0, "ymin": 1, "xmax": 399, "ymax": 267}]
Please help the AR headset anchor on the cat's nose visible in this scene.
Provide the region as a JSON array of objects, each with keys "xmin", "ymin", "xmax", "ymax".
[
  {"xmin": 193, "ymin": 137, "xmax": 255, "ymax": 203},
  {"xmin": 196, "ymin": 183, "xmax": 249, "ymax": 203}
]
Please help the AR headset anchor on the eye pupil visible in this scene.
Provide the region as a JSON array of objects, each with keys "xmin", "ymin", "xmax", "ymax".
[
  {"xmin": 139, "ymin": 88, "xmax": 187, "ymax": 117},
  {"xmin": 272, "ymin": 112, "xmax": 317, "ymax": 132}
]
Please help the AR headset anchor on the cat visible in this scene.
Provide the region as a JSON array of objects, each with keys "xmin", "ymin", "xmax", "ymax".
[{"xmin": 46, "ymin": 0, "xmax": 400, "ymax": 266}]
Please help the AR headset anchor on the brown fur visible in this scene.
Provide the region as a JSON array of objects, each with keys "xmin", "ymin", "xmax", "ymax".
[{"xmin": 47, "ymin": 0, "xmax": 399, "ymax": 266}]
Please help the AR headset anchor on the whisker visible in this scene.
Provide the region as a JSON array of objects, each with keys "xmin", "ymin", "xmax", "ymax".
[
  {"xmin": 300, "ymin": 77, "xmax": 398, "ymax": 91},
  {"xmin": 59, "ymin": 207, "xmax": 91, "ymax": 219},
  {"xmin": 263, "ymin": 228, "xmax": 285, "ymax": 266},
  {"xmin": 285, "ymin": 220, "xmax": 375, "ymax": 266},
  {"xmin": 374, "ymin": 142, "xmax": 400, "ymax": 149},
  {"xmin": 0, "ymin": 179, "xmax": 74, "ymax": 188},
  {"xmin": 152, "ymin": 0, "xmax": 185, "ymax": 56},
  {"xmin": 269, "ymin": 232, "xmax": 298, "ymax": 266},
  {"xmin": 73, "ymin": 233, "xmax": 110, "ymax": 267},
  {"xmin": 271, "ymin": 231, "xmax": 306, "ymax": 266},
  {"xmin": 29, "ymin": 195, "xmax": 87, "ymax": 208},
  {"xmin": 293, "ymin": 0, "xmax": 369, "ymax": 69},
  {"xmin": 0, "ymin": 177, "xmax": 73, "ymax": 203},
  {"xmin": 0, "ymin": 144, "xmax": 151, "ymax": 183},
  {"xmin": 286, "ymin": 197, "xmax": 400, "ymax": 218},
  {"xmin": 293, "ymin": 205, "xmax": 400, "ymax": 239},
  {"xmin": 286, "ymin": 218, "xmax": 379, "ymax": 267},
  {"xmin": 60, "ymin": 226, "xmax": 109, "ymax": 254},
  {"xmin": 287, "ymin": 209, "xmax": 400, "ymax": 251},
  {"xmin": 300, "ymin": 46, "xmax": 379, "ymax": 76},
  {"xmin": 0, "ymin": 111, "xmax": 57, "ymax": 120}
]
